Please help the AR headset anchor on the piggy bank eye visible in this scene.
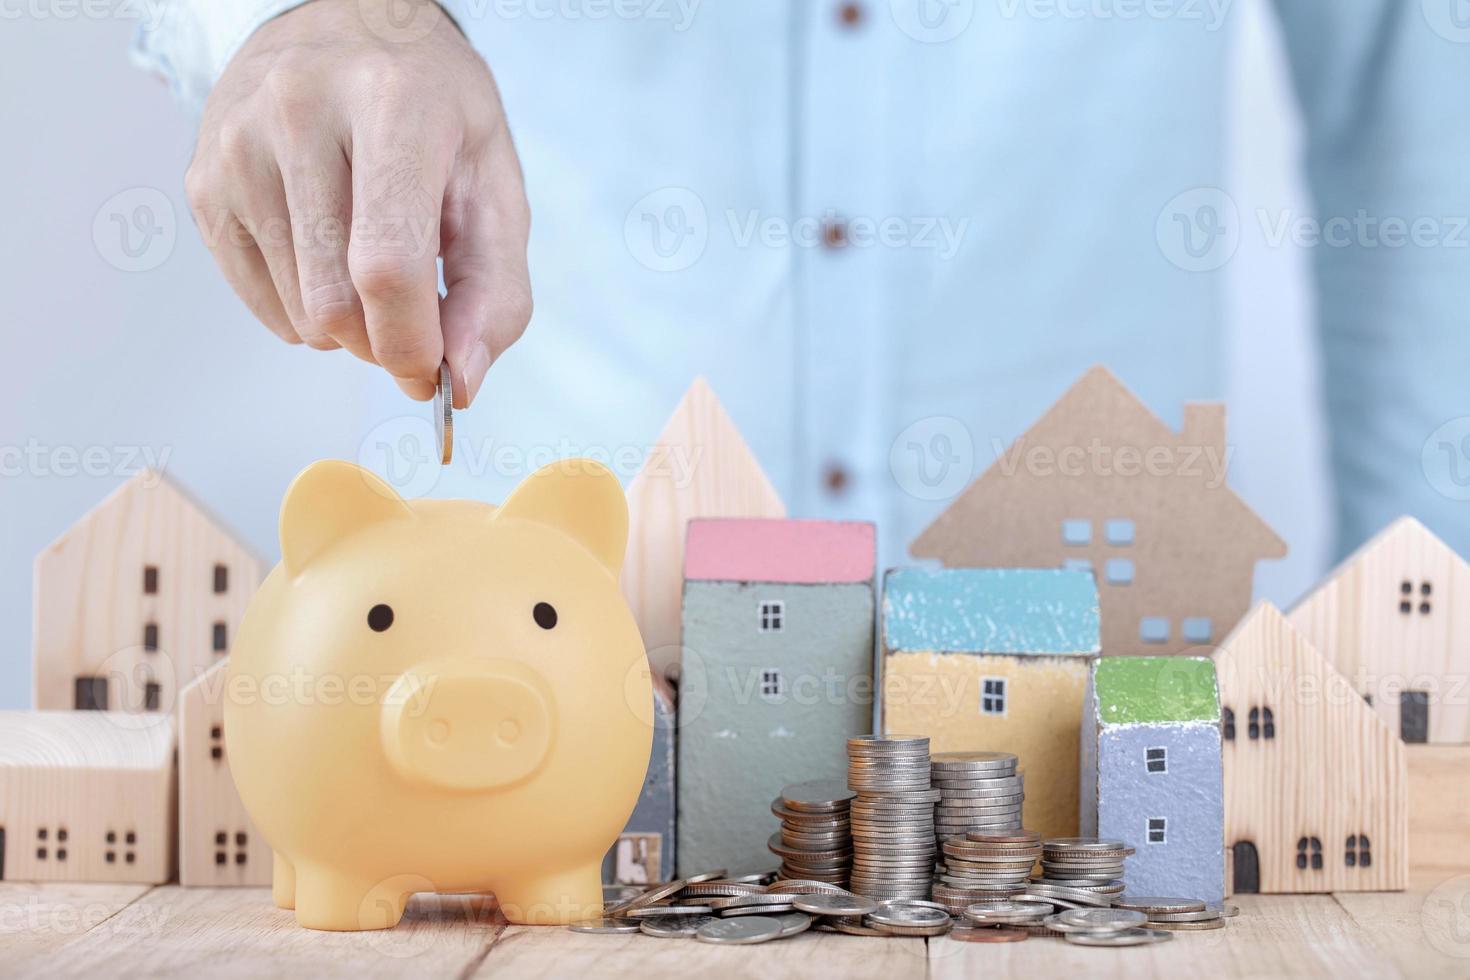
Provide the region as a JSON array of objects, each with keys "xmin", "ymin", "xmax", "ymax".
[
  {"xmin": 532, "ymin": 602, "xmax": 558, "ymax": 630},
  {"xmin": 367, "ymin": 604, "xmax": 395, "ymax": 632}
]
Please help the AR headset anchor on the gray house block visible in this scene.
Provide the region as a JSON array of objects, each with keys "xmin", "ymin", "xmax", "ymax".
[
  {"xmin": 604, "ymin": 677, "xmax": 676, "ymax": 885},
  {"xmin": 677, "ymin": 518, "xmax": 876, "ymax": 876}
]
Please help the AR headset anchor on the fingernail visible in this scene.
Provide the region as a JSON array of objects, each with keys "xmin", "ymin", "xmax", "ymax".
[{"xmin": 462, "ymin": 340, "xmax": 492, "ymax": 406}]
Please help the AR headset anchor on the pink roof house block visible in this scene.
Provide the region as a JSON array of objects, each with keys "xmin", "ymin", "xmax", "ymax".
[{"xmin": 684, "ymin": 519, "xmax": 877, "ymax": 585}]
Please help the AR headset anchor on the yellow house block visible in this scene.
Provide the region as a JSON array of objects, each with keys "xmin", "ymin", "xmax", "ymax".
[{"xmin": 883, "ymin": 652, "xmax": 1091, "ymax": 840}]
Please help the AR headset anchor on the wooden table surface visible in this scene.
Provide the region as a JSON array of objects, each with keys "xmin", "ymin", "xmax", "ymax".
[{"xmin": 6, "ymin": 870, "xmax": 1470, "ymax": 978}]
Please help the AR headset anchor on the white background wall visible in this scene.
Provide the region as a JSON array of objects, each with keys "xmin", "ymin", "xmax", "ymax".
[{"xmin": 0, "ymin": 1, "xmax": 1328, "ymax": 709}]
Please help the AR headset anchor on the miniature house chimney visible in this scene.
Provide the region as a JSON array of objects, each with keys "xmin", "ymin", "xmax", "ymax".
[{"xmin": 1182, "ymin": 403, "xmax": 1226, "ymax": 457}]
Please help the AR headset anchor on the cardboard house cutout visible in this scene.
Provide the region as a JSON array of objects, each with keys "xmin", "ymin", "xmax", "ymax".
[
  {"xmin": 178, "ymin": 660, "xmax": 271, "ymax": 886},
  {"xmin": 910, "ymin": 366, "xmax": 1285, "ymax": 656},
  {"xmin": 1214, "ymin": 603, "xmax": 1407, "ymax": 894},
  {"xmin": 678, "ymin": 518, "xmax": 875, "ymax": 875},
  {"xmin": 34, "ymin": 470, "xmax": 264, "ymax": 713},
  {"xmin": 882, "ymin": 567, "xmax": 1101, "ymax": 840},
  {"xmin": 1081, "ymin": 657, "xmax": 1224, "ymax": 903},
  {"xmin": 623, "ymin": 378, "xmax": 786, "ymax": 678},
  {"xmin": 1289, "ymin": 516, "xmax": 1470, "ymax": 745},
  {"xmin": 0, "ymin": 711, "xmax": 176, "ymax": 883}
]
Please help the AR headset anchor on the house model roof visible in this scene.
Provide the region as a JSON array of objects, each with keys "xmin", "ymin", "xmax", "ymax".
[
  {"xmin": 684, "ymin": 518, "xmax": 875, "ymax": 584},
  {"xmin": 1092, "ymin": 656, "xmax": 1220, "ymax": 726},
  {"xmin": 883, "ymin": 568, "xmax": 1100, "ymax": 655},
  {"xmin": 0, "ymin": 711, "xmax": 175, "ymax": 769}
]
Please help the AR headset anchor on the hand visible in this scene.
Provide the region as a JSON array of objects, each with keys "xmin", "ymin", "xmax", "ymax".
[{"xmin": 185, "ymin": 0, "xmax": 531, "ymax": 406}]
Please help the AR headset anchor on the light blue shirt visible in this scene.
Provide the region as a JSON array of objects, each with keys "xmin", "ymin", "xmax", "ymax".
[{"xmin": 134, "ymin": 0, "xmax": 1470, "ymax": 567}]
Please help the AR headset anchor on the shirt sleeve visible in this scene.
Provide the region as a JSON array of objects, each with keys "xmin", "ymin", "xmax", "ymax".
[
  {"xmin": 1269, "ymin": 1, "xmax": 1470, "ymax": 559},
  {"xmin": 130, "ymin": 0, "xmax": 471, "ymax": 118}
]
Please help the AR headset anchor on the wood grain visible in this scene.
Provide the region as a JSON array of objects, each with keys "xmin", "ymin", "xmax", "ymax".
[
  {"xmin": 0, "ymin": 881, "xmax": 150, "ymax": 971},
  {"xmin": 621, "ymin": 378, "xmax": 785, "ymax": 676},
  {"xmin": 1406, "ymin": 745, "xmax": 1470, "ymax": 871}
]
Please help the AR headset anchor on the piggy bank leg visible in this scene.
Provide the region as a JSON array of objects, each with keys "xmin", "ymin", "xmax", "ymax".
[
  {"xmin": 293, "ymin": 864, "xmax": 412, "ymax": 931},
  {"xmin": 493, "ymin": 861, "xmax": 603, "ymax": 925},
  {"xmin": 273, "ymin": 852, "xmax": 296, "ymax": 910}
]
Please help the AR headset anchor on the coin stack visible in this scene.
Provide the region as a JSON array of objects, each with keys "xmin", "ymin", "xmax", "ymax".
[
  {"xmin": 1034, "ymin": 837, "xmax": 1134, "ymax": 899},
  {"xmin": 931, "ymin": 751, "xmax": 1023, "ymax": 842},
  {"xmin": 768, "ymin": 779, "xmax": 856, "ymax": 885},
  {"xmin": 933, "ymin": 829, "xmax": 1041, "ymax": 915},
  {"xmin": 1114, "ymin": 896, "xmax": 1229, "ymax": 932},
  {"xmin": 846, "ymin": 735, "xmax": 939, "ymax": 901}
]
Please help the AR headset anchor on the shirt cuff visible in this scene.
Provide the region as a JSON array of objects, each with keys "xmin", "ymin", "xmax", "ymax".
[{"xmin": 130, "ymin": 0, "xmax": 471, "ymax": 118}]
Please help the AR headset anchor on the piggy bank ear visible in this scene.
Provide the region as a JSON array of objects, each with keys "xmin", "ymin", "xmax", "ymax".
[
  {"xmin": 495, "ymin": 459, "xmax": 628, "ymax": 576},
  {"xmin": 280, "ymin": 461, "xmax": 413, "ymax": 574}
]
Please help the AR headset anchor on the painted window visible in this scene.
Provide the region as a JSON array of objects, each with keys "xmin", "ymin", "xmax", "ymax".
[
  {"xmin": 1296, "ymin": 836, "xmax": 1323, "ymax": 871},
  {"xmin": 1222, "ymin": 706, "xmax": 1235, "ymax": 741},
  {"xmin": 1400, "ymin": 579, "xmax": 1433, "ymax": 615},
  {"xmin": 981, "ymin": 677, "xmax": 1007, "ymax": 716},
  {"xmin": 1105, "ymin": 559, "xmax": 1134, "ymax": 586},
  {"xmin": 1249, "ymin": 706, "xmax": 1275, "ymax": 740},
  {"xmin": 758, "ymin": 600, "xmax": 785, "ymax": 633},
  {"xmin": 1105, "ymin": 519, "xmax": 1135, "ymax": 545},
  {"xmin": 760, "ymin": 669, "xmax": 782, "ymax": 698},
  {"xmin": 1147, "ymin": 817, "xmax": 1166, "ymax": 844},
  {"xmin": 144, "ymin": 682, "xmax": 160, "ymax": 711},
  {"xmin": 143, "ymin": 565, "xmax": 158, "ymax": 594},
  {"xmin": 1145, "ymin": 747, "xmax": 1167, "ymax": 773},
  {"xmin": 212, "ymin": 622, "xmax": 228, "ymax": 653},
  {"xmin": 1182, "ymin": 617, "xmax": 1213, "ymax": 643},
  {"xmin": 213, "ymin": 564, "xmax": 229, "ymax": 594},
  {"xmin": 1139, "ymin": 617, "xmax": 1169, "ymax": 644},
  {"xmin": 143, "ymin": 622, "xmax": 159, "ymax": 652},
  {"xmin": 1061, "ymin": 519, "xmax": 1092, "ymax": 546}
]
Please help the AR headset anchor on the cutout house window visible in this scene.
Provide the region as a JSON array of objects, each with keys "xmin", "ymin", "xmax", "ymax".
[
  {"xmin": 144, "ymin": 682, "xmax": 161, "ymax": 711},
  {"xmin": 143, "ymin": 565, "xmax": 158, "ymax": 594},
  {"xmin": 1105, "ymin": 559, "xmax": 1134, "ymax": 586},
  {"xmin": 1145, "ymin": 747, "xmax": 1167, "ymax": 773},
  {"xmin": 1420, "ymin": 581, "xmax": 1432, "ymax": 615},
  {"xmin": 143, "ymin": 623, "xmax": 159, "ymax": 652},
  {"xmin": 213, "ymin": 564, "xmax": 229, "ymax": 594},
  {"xmin": 1261, "ymin": 707, "xmax": 1275, "ymax": 740},
  {"xmin": 760, "ymin": 669, "xmax": 782, "ymax": 698},
  {"xmin": 1139, "ymin": 617, "xmax": 1169, "ymax": 644},
  {"xmin": 757, "ymin": 600, "xmax": 785, "ymax": 633},
  {"xmin": 1147, "ymin": 817, "xmax": 1166, "ymax": 844},
  {"xmin": 981, "ymin": 677, "xmax": 1007, "ymax": 716},
  {"xmin": 212, "ymin": 622, "xmax": 228, "ymax": 653},
  {"xmin": 1105, "ymin": 519, "xmax": 1135, "ymax": 546},
  {"xmin": 210, "ymin": 725, "xmax": 224, "ymax": 762},
  {"xmin": 1182, "ymin": 618, "xmax": 1213, "ymax": 644},
  {"xmin": 1222, "ymin": 706, "xmax": 1235, "ymax": 741},
  {"xmin": 74, "ymin": 676, "xmax": 108, "ymax": 711},
  {"xmin": 1061, "ymin": 519, "xmax": 1092, "ymax": 546},
  {"xmin": 1296, "ymin": 836, "xmax": 1323, "ymax": 870},
  {"xmin": 1402, "ymin": 691, "xmax": 1429, "ymax": 743}
]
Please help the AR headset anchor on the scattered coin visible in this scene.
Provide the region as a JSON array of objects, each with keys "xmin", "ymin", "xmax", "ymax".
[
  {"xmin": 1057, "ymin": 908, "xmax": 1147, "ymax": 932},
  {"xmin": 1113, "ymin": 896, "xmax": 1207, "ymax": 915},
  {"xmin": 1065, "ymin": 927, "xmax": 1173, "ymax": 947},
  {"xmin": 640, "ymin": 915, "xmax": 719, "ymax": 938},
  {"xmin": 1149, "ymin": 918, "xmax": 1226, "ymax": 931},
  {"xmin": 1145, "ymin": 908, "xmax": 1223, "ymax": 923},
  {"xmin": 722, "ymin": 902, "xmax": 795, "ymax": 917},
  {"xmin": 772, "ymin": 911, "xmax": 815, "ymax": 937},
  {"xmin": 626, "ymin": 904, "xmax": 715, "ymax": 918},
  {"xmin": 695, "ymin": 915, "xmax": 787, "ymax": 945},
  {"xmin": 950, "ymin": 926, "xmax": 1029, "ymax": 943},
  {"xmin": 433, "ymin": 359, "xmax": 453, "ymax": 464},
  {"xmin": 793, "ymin": 893, "xmax": 878, "ymax": 917},
  {"xmin": 567, "ymin": 917, "xmax": 642, "ymax": 934}
]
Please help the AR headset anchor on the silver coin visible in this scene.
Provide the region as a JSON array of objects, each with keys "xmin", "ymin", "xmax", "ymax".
[
  {"xmin": 1113, "ymin": 896, "xmax": 1207, "ymax": 915},
  {"xmin": 773, "ymin": 911, "xmax": 814, "ymax": 936},
  {"xmin": 1065, "ymin": 927, "xmax": 1173, "ymax": 947},
  {"xmin": 433, "ymin": 359, "xmax": 453, "ymax": 464},
  {"xmin": 626, "ymin": 904, "xmax": 715, "ymax": 918},
  {"xmin": 567, "ymin": 917, "xmax": 641, "ymax": 934},
  {"xmin": 708, "ymin": 892, "xmax": 806, "ymax": 910},
  {"xmin": 684, "ymin": 869, "xmax": 730, "ymax": 885},
  {"xmin": 695, "ymin": 915, "xmax": 787, "ymax": 945},
  {"xmin": 723, "ymin": 902, "xmax": 795, "ymax": 917},
  {"xmin": 792, "ymin": 893, "xmax": 878, "ymax": 917},
  {"xmin": 931, "ymin": 751, "xmax": 1018, "ymax": 770},
  {"xmin": 626, "ymin": 879, "xmax": 689, "ymax": 909},
  {"xmin": 766, "ymin": 879, "xmax": 852, "ymax": 895},
  {"xmin": 640, "ymin": 915, "xmax": 719, "ymax": 938},
  {"xmin": 867, "ymin": 904, "xmax": 951, "ymax": 928},
  {"xmin": 1058, "ymin": 908, "xmax": 1147, "ymax": 931},
  {"xmin": 1146, "ymin": 907, "xmax": 1223, "ymax": 923}
]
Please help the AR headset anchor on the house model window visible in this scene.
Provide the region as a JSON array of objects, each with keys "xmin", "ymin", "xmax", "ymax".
[
  {"xmin": 1105, "ymin": 559, "xmax": 1134, "ymax": 586},
  {"xmin": 213, "ymin": 563, "xmax": 229, "ymax": 594},
  {"xmin": 980, "ymin": 677, "xmax": 1007, "ymax": 716},
  {"xmin": 143, "ymin": 565, "xmax": 158, "ymax": 594},
  {"xmin": 1145, "ymin": 747, "xmax": 1167, "ymax": 773},
  {"xmin": 1182, "ymin": 617, "xmax": 1213, "ymax": 643},
  {"xmin": 1061, "ymin": 519, "xmax": 1092, "ymax": 546},
  {"xmin": 1147, "ymin": 817, "xmax": 1166, "ymax": 844},
  {"xmin": 1105, "ymin": 519, "xmax": 1135, "ymax": 545},
  {"xmin": 757, "ymin": 600, "xmax": 785, "ymax": 633},
  {"xmin": 1140, "ymin": 617, "xmax": 1169, "ymax": 644},
  {"xmin": 1222, "ymin": 706, "xmax": 1235, "ymax": 741},
  {"xmin": 1345, "ymin": 834, "xmax": 1372, "ymax": 868},
  {"xmin": 760, "ymin": 669, "xmax": 782, "ymax": 698},
  {"xmin": 1399, "ymin": 579, "xmax": 1432, "ymax": 615},
  {"xmin": 1296, "ymin": 836, "xmax": 1323, "ymax": 870},
  {"xmin": 1249, "ymin": 706, "xmax": 1276, "ymax": 741}
]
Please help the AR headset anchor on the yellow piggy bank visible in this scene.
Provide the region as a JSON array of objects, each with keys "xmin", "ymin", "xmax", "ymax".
[{"xmin": 225, "ymin": 458, "xmax": 653, "ymax": 930}]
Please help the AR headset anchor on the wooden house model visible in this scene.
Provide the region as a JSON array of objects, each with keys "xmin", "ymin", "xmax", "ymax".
[
  {"xmin": 881, "ymin": 567, "xmax": 1101, "ymax": 840},
  {"xmin": 1080, "ymin": 657, "xmax": 1224, "ymax": 903},
  {"xmin": 0, "ymin": 711, "xmax": 176, "ymax": 883},
  {"xmin": 1214, "ymin": 602, "xmax": 1407, "ymax": 893},
  {"xmin": 678, "ymin": 518, "xmax": 875, "ymax": 875},
  {"xmin": 33, "ymin": 470, "xmax": 264, "ymax": 713},
  {"xmin": 178, "ymin": 660, "xmax": 270, "ymax": 886},
  {"xmin": 622, "ymin": 378, "xmax": 786, "ymax": 678},
  {"xmin": 909, "ymin": 365, "xmax": 1285, "ymax": 655},
  {"xmin": 604, "ymin": 674, "xmax": 676, "ymax": 885}
]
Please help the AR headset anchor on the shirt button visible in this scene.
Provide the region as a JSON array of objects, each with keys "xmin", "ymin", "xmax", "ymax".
[
  {"xmin": 837, "ymin": 2, "xmax": 865, "ymax": 28},
  {"xmin": 822, "ymin": 219, "xmax": 849, "ymax": 250},
  {"xmin": 823, "ymin": 462, "xmax": 851, "ymax": 496}
]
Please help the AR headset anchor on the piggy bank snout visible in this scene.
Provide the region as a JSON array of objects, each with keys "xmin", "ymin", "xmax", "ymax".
[{"xmin": 381, "ymin": 659, "xmax": 556, "ymax": 792}]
